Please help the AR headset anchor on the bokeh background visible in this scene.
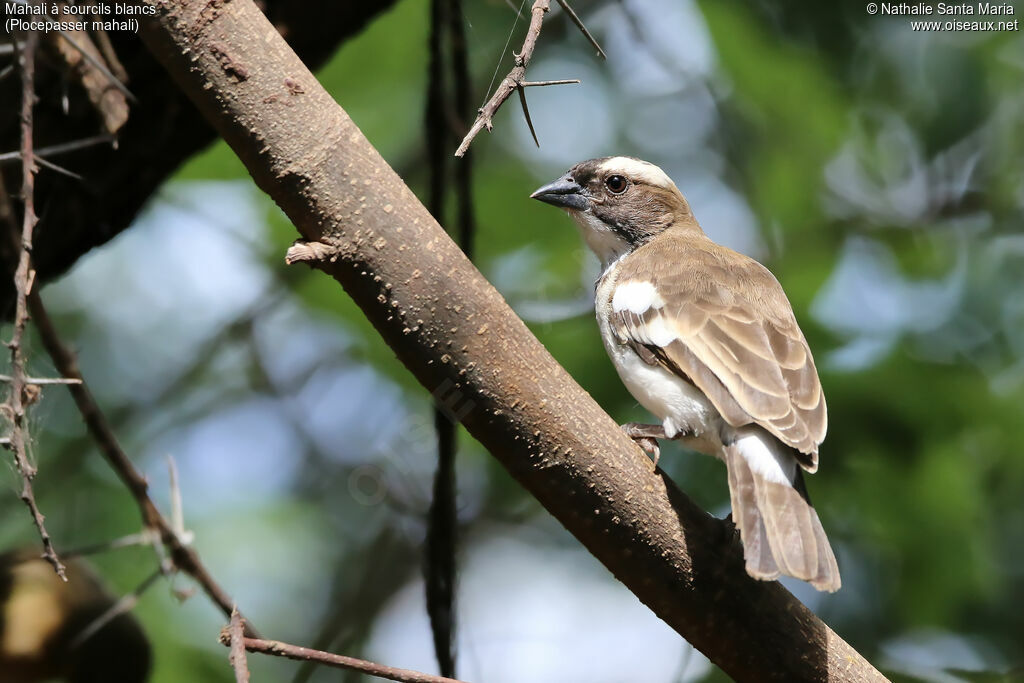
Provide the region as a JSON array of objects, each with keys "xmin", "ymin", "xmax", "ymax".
[{"xmin": 2, "ymin": 0, "xmax": 1022, "ymax": 680}]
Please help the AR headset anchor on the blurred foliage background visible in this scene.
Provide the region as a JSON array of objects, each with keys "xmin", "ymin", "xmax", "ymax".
[{"xmin": 2, "ymin": 0, "xmax": 1022, "ymax": 680}]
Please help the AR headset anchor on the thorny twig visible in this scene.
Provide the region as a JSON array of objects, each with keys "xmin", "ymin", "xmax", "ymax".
[
  {"xmin": 453, "ymin": 0, "xmax": 603, "ymax": 156},
  {"xmin": 220, "ymin": 632, "xmax": 471, "ymax": 683},
  {"xmin": 4, "ymin": 24, "xmax": 66, "ymax": 580}
]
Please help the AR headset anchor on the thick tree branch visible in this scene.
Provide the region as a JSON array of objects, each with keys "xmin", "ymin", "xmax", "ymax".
[{"xmin": 131, "ymin": 1, "xmax": 886, "ymax": 680}]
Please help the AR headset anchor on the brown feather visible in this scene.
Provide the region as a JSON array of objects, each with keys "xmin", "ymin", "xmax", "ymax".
[
  {"xmin": 724, "ymin": 444, "xmax": 841, "ymax": 592},
  {"xmin": 611, "ymin": 227, "xmax": 827, "ymax": 469}
]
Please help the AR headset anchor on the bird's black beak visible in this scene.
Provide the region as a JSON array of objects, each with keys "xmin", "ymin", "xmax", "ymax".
[{"xmin": 530, "ymin": 175, "xmax": 589, "ymax": 211}]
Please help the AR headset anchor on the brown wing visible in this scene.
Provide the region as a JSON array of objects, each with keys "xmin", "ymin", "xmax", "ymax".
[{"xmin": 610, "ymin": 235, "xmax": 827, "ymax": 469}]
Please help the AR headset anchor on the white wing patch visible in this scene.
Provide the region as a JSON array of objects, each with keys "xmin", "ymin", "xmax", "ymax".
[
  {"xmin": 611, "ymin": 281, "xmax": 665, "ymax": 314},
  {"xmin": 599, "ymin": 157, "xmax": 678, "ymax": 191},
  {"xmin": 641, "ymin": 316, "xmax": 677, "ymax": 347}
]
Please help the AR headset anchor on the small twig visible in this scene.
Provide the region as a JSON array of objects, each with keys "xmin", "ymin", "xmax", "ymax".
[
  {"xmin": 168, "ymin": 455, "xmax": 188, "ymax": 539},
  {"xmin": 63, "ymin": 529, "xmax": 160, "ymax": 558},
  {"xmin": 0, "ymin": 373, "xmax": 82, "ymax": 385},
  {"xmin": 227, "ymin": 608, "xmax": 251, "ymax": 683},
  {"xmin": 554, "ymin": 0, "xmax": 606, "ymax": 59},
  {"xmin": 0, "ymin": 134, "xmax": 117, "ymax": 164},
  {"xmin": 6, "ymin": 21, "xmax": 66, "ymax": 581},
  {"xmin": 32, "ymin": 154, "xmax": 84, "ymax": 181},
  {"xmin": 520, "ymin": 78, "xmax": 580, "ymax": 86},
  {"xmin": 222, "ymin": 635, "xmax": 471, "ymax": 683},
  {"xmin": 69, "ymin": 566, "xmax": 162, "ymax": 650},
  {"xmin": 516, "ymin": 85, "xmax": 539, "ymax": 147}
]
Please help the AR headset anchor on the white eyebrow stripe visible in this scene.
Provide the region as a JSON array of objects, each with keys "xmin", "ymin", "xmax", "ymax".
[{"xmin": 598, "ymin": 157, "xmax": 677, "ymax": 190}]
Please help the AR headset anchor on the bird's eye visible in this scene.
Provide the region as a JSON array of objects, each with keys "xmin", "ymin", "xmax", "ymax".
[{"xmin": 605, "ymin": 175, "xmax": 628, "ymax": 195}]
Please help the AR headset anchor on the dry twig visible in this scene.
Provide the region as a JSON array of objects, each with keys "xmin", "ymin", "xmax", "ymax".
[
  {"xmin": 227, "ymin": 608, "xmax": 251, "ymax": 683},
  {"xmin": 4, "ymin": 25, "xmax": 66, "ymax": 581},
  {"xmin": 554, "ymin": 0, "xmax": 606, "ymax": 59},
  {"xmin": 221, "ymin": 634, "xmax": 469, "ymax": 683},
  {"xmin": 0, "ymin": 134, "xmax": 117, "ymax": 164},
  {"xmin": 23, "ymin": 289, "xmax": 260, "ymax": 636},
  {"xmin": 453, "ymin": 0, "xmax": 601, "ymax": 156}
]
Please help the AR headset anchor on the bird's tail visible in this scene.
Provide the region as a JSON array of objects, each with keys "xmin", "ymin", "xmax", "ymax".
[{"xmin": 723, "ymin": 430, "xmax": 841, "ymax": 592}]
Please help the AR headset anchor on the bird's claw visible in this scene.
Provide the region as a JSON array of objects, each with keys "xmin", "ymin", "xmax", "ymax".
[
  {"xmin": 633, "ymin": 436, "xmax": 661, "ymax": 467},
  {"xmin": 620, "ymin": 422, "xmax": 665, "ymax": 469}
]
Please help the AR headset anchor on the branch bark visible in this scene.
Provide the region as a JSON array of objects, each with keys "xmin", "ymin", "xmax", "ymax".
[{"xmin": 130, "ymin": 1, "xmax": 886, "ymax": 680}]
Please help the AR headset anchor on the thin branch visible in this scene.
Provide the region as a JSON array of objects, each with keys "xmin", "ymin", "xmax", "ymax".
[
  {"xmin": 24, "ymin": 287, "xmax": 259, "ymax": 637},
  {"xmin": 447, "ymin": 0, "xmax": 477, "ymax": 256},
  {"xmin": 424, "ymin": 0, "xmax": 458, "ymax": 677},
  {"xmin": 227, "ymin": 608, "xmax": 251, "ymax": 683},
  {"xmin": 520, "ymin": 78, "xmax": 580, "ymax": 86},
  {"xmin": 0, "ymin": 134, "xmax": 117, "ymax": 164},
  {"xmin": 0, "ymin": 373, "xmax": 82, "ymax": 384},
  {"xmin": 63, "ymin": 529, "xmax": 161, "ymax": 558},
  {"xmin": 222, "ymin": 635, "xmax": 470, "ymax": 683},
  {"xmin": 554, "ymin": 0, "xmax": 606, "ymax": 59},
  {"xmin": 5, "ymin": 22, "xmax": 66, "ymax": 581},
  {"xmin": 31, "ymin": 154, "xmax": 84, "ymax": 181}
]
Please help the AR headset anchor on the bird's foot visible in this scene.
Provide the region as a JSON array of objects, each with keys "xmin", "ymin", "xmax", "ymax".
[{"xmin": 621, "ymin": 422, "xmax": 667, "ymax": 468}]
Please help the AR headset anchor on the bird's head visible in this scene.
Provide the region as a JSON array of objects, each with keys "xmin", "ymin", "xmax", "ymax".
[{"xmin": 531, "ymin": 156, "xmax": 696, "ymax": 265}]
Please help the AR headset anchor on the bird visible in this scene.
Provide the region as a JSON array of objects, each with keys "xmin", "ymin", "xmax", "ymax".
[{"xmin": 530, "ymin": 156, "xmax": 841, "ymax": 592}]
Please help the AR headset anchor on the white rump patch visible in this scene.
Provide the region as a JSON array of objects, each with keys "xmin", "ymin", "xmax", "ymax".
[
  {"xmin": 734, "ymin": 429, "xmax": 796, "ymax": 485},
  {"xmin": 612, "ymin": 281, "xmax": 665, "ymax": 314},
  {"xmin": 599, "ymin": 157, "xmax": 677, "ymax": 191}
]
